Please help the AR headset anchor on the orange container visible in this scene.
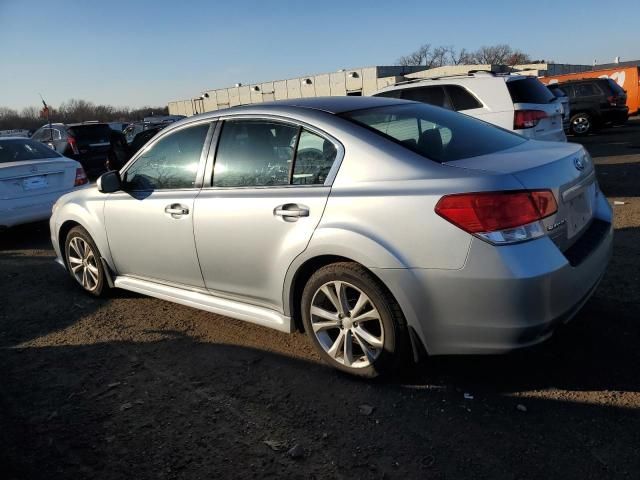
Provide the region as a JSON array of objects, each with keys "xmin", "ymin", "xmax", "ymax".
[{"xmin": 540, "ymin": 66, "xmax": 640, "ymax": 116}]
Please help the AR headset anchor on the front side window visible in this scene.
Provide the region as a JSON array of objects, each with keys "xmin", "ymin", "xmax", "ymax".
[
  {"xmin": 341, "ymin": 103, "xmax": 526, "ymax": 163},
  {"xmin": 124, "ymin": 123, "xmax": 210, "ymax": 190}
]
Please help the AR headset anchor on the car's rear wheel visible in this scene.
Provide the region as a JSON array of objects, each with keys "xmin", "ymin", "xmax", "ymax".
[
  {"xmin": 64, "ymin": 226, "xmax": 107, "ymax": 296},
  {"xmin": 301, "ymin": 262, "xmax": 409, "ymax": 378},
  {"xmin": 570, "ymin": 112, "xmax": 592, "ymax": 135}
]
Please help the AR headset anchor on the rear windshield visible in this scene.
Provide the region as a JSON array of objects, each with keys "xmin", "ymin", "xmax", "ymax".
[
  {"xmin": 340, "ymin": 103, "xmax": 526, "ymax": 163},
  {"xmin": 606, "ymin": 79, "xmax": 625, "ymax": 95},
  {"xmin": 67, "ymin": 124, "xmax": 113, "ymax": 143},
  {"xmin": 0, "ymin": 138, "xmax": 61, "ymax": 163},
  {"xmin": 507, "ymin": 77, "xmax": 555, "ymax": 104}
]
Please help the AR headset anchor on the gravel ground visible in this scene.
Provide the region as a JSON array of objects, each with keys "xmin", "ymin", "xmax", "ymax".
[{"xmin": 1, "ymin": 120, "xmax": 639, "ymax": 479}]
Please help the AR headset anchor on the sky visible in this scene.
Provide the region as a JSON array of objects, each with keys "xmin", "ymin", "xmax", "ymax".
[{"xmin": 1, "ymin": 0, "xmax": 639, "ymax": 111}]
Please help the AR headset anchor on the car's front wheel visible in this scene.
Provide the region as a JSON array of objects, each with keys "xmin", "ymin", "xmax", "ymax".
[
  {"xmin": 64, "ymin": 226, "xmax": 107, "ymax": 296},
  {"xmin": 570, "ymin": 112, "xmax": 592, "ymax": 135},
  {"xmin": 301, "ymin": 262, "xmax": 409, "ymax": 377}
]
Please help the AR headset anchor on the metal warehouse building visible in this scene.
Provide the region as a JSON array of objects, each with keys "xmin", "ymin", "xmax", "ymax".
[{"xmin": 168, "ymin": 63, "xmax": 594, "ymax": 116}]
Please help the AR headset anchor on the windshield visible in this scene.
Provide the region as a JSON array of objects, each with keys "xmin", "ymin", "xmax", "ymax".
[
  {"xmin": 0, "ymin": 138, "xmax": 61, "ymax": 163},
  {"xmin": 340, "ymin": 103, "xmax": 526, "ymax": 162}
]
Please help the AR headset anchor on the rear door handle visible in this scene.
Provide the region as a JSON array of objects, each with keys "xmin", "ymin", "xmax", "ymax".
[
  {"xmin": 165, "ymin": 204, "xmax": 189, "ymax": 217},
  {"xmin": 274, "ymin": 203, "xmax": 310, "ymax": 220}
]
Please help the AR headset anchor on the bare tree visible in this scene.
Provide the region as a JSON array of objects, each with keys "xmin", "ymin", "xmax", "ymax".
[
  {"xmin": 397, "ymin": 44, "xmax": 451, "ymax": 68},
  {"xmin": 397, "ymin": 43, "xmax": 532, "ymax": 68}
]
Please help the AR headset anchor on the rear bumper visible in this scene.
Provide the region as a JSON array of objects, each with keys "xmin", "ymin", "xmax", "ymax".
[
  {"xmin": 601, "ymin": 107, "xmax": 629, "ymax": 124},
  {"xmin": 0, "ymin": 189, "xmax": 72, "ymax": 228},
  {"xmin": 373, "ymin": 193, "xmax": 613, "ymax": 356},
  {"xmin": 517, "ymin": 128, "xmax": 567, "ymax": 142}
]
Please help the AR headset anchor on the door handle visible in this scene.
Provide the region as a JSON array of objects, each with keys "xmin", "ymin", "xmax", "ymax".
[
  {"xmin": 274, "ymin": 203, "xmax": 310, "ymax": 220},
  {"xmin": 165, "ymin": 204, "xmax": 189, "ymax": 217}
]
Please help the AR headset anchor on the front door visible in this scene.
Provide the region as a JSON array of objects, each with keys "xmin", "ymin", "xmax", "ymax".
[
  {"xmin": 194, "ymin": 118, "xmax": 340, "ymax": 310},
  {"xmin": 104, "ymin": 121, "xmax": 213, "ymax": 287}
]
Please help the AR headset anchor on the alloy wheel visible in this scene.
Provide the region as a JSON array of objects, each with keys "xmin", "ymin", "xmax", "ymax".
[
  {"xmin": 572, "ymin": 116, "xmax": 590, "ymax": 134},
  {"xmin": 310, "ymin": 281, "xmax": 384, "ymax": 368},
  {"xmin": 68, "ymin": 236, "xmax": 100, "ymax": 292}
]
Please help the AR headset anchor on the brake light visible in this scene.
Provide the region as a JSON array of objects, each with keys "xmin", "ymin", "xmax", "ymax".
[
  {"xmin": 74, "ymin": 167, "xmax": 88, "ymax": 186},
  {"xmin": 514, "ymin": 110, "xmax": 547, "ymax": 129},
  {"xmin": 435, "ymin": 190, "xmax": 558, "ymax": 244},
  {"xmin": 67, "ymin": 136, "xmax": 80, "ymax": 155},
  {"xmin": 606, "ymin": 95, "xmax": 623, "ymax": 106}
]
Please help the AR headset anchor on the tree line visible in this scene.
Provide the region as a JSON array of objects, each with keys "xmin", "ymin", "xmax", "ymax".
[
  {"xmin": 0, "ymin": 99, "xmax": 169, "ymax": 132},
  {"xmin": 396, "ymin": 43, "xmax": 549, "ymax": 68}
]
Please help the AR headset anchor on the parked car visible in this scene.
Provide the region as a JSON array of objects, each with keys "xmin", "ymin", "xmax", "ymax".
[
  {"xmin": 108, "ymin": 122, "xmax": 130, "ymax": 132},
  {"xmin": 547, "ymin": 85, "xmax": 571, "ymax": 131},
  {"xmin": 373, "ymin": 72, "xmax": 567, "ymax": 142},
  {"xmin": 50, "ymin": 97, "xmax": 612, "ymax": 377},
  {"xmin": 547, "ymin": 78, "xmax": 629, "ymax": 136},
  {"xmin": 0, "ymin": 137, "xmax": 88, "ymax": 229},
  {"xmin": 31, "ymin": 122, "xmax": 127, "ymax": 177},
  {"xmin": 105, "ymin": 126, "xmax": 165, "ymax": 171}
]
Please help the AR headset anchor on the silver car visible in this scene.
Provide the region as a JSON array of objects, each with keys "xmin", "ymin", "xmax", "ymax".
[{"xmin": 50, "ymin": 97, "xmax": 613, "ymax": 377}]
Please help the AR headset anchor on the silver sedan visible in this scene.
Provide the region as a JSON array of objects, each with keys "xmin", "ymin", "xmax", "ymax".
[{"xmin": 49, "ymin": 97, "xmax": 613, "ymax": 377}]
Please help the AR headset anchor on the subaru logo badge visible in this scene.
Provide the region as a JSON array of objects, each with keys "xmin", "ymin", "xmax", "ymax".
[{"xmin": 574, "ymin": 157, "xmax": 585, "ymax": 171}]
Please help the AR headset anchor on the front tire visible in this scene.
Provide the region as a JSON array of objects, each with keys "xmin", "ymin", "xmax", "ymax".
[
  {"xmin": 301, "ymin": 262, "xmax": 410, "ymax": 378},
  {"xmin": 64, "ymin": 226, "xmax": 108, "ymax": 296},
  {"xmin": 570, "ymin": 112, "xmax": 592, "ymax": 136}
]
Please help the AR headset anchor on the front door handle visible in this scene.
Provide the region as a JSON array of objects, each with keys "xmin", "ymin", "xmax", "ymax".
[
  {"xmin": 274, "ymin": 203, "xmax": 310, "ymax": 221},
  {"xmin": 165, "ymin": 204, "xmax": 189, "ymax": 217}
]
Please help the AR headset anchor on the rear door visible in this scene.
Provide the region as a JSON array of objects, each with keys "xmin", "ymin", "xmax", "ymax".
[
  {"xmin": 193, "ymin": 118, "xmax": 340, "ymax": 311},
  {"xmin": 507, "ymin": 77, "xmax": 566, "ymax": 142}
]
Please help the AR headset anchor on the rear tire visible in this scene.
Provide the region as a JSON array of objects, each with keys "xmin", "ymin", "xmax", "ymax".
[
  {"xmin": 301, "ymin": 262, "xmax": 410, "ymax": 378},
  {"xmin": 570, "ymin": 112, "xmax": 592, "ymax": 136},
  {"xmin": 64, "ymin": 226, "xmax": 108, "ymax": 297}
]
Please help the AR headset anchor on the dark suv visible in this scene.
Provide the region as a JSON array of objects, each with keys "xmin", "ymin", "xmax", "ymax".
[
  {"xmin": 548, "ymin": 78, "xmax": 628, "ymax": 136},
  {"xmin": 31, "ymin": 122, "xmax": 127, "ymax": 177}
]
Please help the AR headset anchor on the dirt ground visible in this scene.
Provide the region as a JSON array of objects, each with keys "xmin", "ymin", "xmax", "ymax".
[{"xmin": 1, "ymin": 120, "xmax": 639, "ymax": 480}]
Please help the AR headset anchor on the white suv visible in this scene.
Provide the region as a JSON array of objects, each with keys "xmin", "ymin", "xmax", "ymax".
[{"xmin": 373, "ymin": 72, "xmax": 567, "ymax": 142}]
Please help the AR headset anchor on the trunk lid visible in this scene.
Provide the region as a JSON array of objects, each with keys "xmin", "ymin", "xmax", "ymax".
[
  {"xmin": 0, "ymin": 158, "xmax": 78, "ymax": 200},
  {"xmin": 445, "ymin": 140, "xmax": 598, "ymax": 251}
]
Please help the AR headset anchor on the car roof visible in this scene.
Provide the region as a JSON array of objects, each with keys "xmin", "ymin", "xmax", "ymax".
[
  {"xmin": 66, "ymin": 122, "xmax": 110, "ymax": 127},
  {"xmin": 222, "ymin": 96, "xmax": 408, "ymax": 115},
  {"xmin": 0, "ymin": 136, "xmax": 33, "ymax": 141}
]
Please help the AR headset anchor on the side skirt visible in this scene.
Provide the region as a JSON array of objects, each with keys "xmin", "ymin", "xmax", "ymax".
[{"xmin": 113, "ymin": 276, "xmax": 293, "ymax": 333}]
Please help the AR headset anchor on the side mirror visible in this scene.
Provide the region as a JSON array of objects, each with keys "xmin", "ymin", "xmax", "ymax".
[{"xmin": 97, "ymin": 170, "xmax": 122, "ymax": 193}]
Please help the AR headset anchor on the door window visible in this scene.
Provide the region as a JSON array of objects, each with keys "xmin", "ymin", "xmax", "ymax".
[
  {"xmin": 574, "ymin": 83, "xmax": 601, "ymax": 97},
  {"xmin": 213, "ymin": 120, "xmax": 298, "ymax": 187},
  {"xmin": 124, "ymin": 123, "xmax": 210, "ymax": 190}
]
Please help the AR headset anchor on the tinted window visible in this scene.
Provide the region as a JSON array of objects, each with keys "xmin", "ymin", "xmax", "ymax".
[
  {"xmin": 293, "ymin": 130, "xmax": 337, "ymax": 185},
  {"xmin": 574, "ymin": 83, "xmax": 601, "ymax": 97},
  {"xmin": 0, "ymin": 138, "xmax": 61, "ymax": 163},
  {"xmin": 606, "ymin": 79, "xmax": 625, "ymax": 95},
  {"xmin": 33, "ymin": 127, "xmax": 60, "ymax": 141},
  {"xmin": 401, "ymin": 86, "xmax": 451, "ymax": 109},
  {"xmin": 506, "ymin": 77, "xmax": 555, "ymax": 104},
  {"xmin": 375, "ymin": 89, "xmax": 402, "ymax": 99},
  {"xmin": 213, "ymin": 120, "xmax": 298, "ymax": 187},
  {"xmin": 446, "ymin": 85, "xmax": 483, "ymax": 110},
  {"xmin": 125, "ymin": 123, "xmax": 210, "ymax": 190},
  {"xmin": 67, "ymin": 124, "xmax": 113, "ymax": 143},
  {"xmin": 341, "ymin": 103, "xmax": 526, "ymax": 163}
]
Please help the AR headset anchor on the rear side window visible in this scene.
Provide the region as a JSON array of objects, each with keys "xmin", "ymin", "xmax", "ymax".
[
  {"xmin": 574, "ymin": 83, "xmax": 601, "ymax": 97},
  {"xmin": 374, "ymin": 89, "xmax": 402, "ymax": 99},
  {"xmin": 506, "ymin": 77, "xmax": 555, "ymax": 104},
  {"xmin": 606, "ymin": 79, "xmax": 625, "ymax": 95},
  {"xmin": 446, "ymin": 85, "xmax": 483, "ymax": 110},
  {"xmin": 400, "ymin": 86, "xmax": 451, "ymax": 109},
  {"xmin": 213, "ymin": 120, "xmax": 338, "ymax": 187},
  {"xmin": 341, "ymin": 103, "xmax": 526, "ymax": 163},
  {"xmin": 67, "ymin": 124, "xmax": 112, "ymax": 143},
  {"xmin": 0, "ymin": 139, "xmax": 61, "ymax": 163}
]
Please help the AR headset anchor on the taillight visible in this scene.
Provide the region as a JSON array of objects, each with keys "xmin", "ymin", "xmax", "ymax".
[
  {"xmin": 606, "ymin": 95, "xmax": 624, "ymax": 106},
  {"xmin": 74, "ymin": 167, "xmax": 88, "ymax": 186},
  {"xmin": 435, "ymin": 190, "xmax": 558, "ymax": 245},
  {"xmin": 67, "ymin": 136, "xmax": 80, "ymax": 155},
  {"xmin": 514, "ymin": 110, "xmax": 547, "ymax": 129}
]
